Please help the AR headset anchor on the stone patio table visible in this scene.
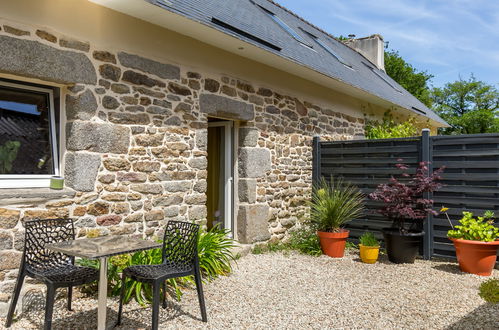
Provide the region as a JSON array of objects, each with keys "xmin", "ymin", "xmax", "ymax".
[{"xmin": 46, "ymin": 236, "xmax": 161, "ymax": 330}]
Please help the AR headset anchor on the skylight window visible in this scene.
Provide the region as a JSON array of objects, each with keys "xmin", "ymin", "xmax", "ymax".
[
  {"xmin": 300, "ymin": 29, "xmax": 351, "ymax": 68},
  {"xmin": 362, "ymin": 62, "xmax": 403, "ymax": 93},
  {"xmin": 254, "ymin": 3, "xmax": 312, "ymax": 48}
]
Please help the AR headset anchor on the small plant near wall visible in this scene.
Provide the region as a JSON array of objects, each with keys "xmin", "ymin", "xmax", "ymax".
[
  {"xmin": 310, "ymin": 177, "xmax": 364, "ymax": 258},
  {"xmin": 364, "ymin": 111, "xmax": 422, "ymax": 139},
  {"xmin": 447, "ymin": 211, "xmax": 499, "ymax": 242},
  {"xmin": 444, "ymin": 209, "xmax": 499, "ymax": 276},
  {"xmin": 479, "ymin": 278, "xmax": 499, "ymax": 304},
  {"xmin": 358, "ymin": 232, "xmax": 380, "ymax": 264}
]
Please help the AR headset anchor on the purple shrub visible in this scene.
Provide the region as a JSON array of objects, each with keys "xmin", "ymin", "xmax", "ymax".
[{"xmin": 369, "ymin": 161, "xmax": 444, "ymax": 233}]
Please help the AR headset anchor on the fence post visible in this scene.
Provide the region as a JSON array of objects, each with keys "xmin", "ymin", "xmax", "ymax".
[
  {"xmin": 421, "ymin": 129, "xmax": 432, "ymax": 260},
  {"xmin": 312, "ymin": 136, "xmax": 321, "ymax": 186}
]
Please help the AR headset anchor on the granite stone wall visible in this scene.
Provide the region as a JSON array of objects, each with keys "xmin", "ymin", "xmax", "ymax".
[{"xmin": 0, "ymin": 21, "xmax": 364, "ymax": 309}]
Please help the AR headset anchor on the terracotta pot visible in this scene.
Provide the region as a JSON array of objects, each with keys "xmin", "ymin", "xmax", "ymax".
[
  {"xmin": 450, "ymin": 238, "xmax": 499, "ymax": 276},
  {"xmin": 317, "ymin": 229, "xmax": 349, "ymax": 258},
  {"xmin": 359, "ymin": 244, "xmax": 380, "ymax": 264}
]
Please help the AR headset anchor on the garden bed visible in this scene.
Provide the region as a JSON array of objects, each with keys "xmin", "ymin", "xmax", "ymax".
[{"xmin": 1, "ymin": 250, "xmax": 497, "ymax": 329}]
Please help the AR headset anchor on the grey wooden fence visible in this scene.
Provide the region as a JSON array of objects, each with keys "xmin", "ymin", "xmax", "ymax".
[{"xmin": 312, "ymin": 131, "xmax": 499, "ymax": 259}]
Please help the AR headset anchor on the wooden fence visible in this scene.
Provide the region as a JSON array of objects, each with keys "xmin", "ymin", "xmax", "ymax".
[{"xmin": 312, "ymin": 131, "xmax": 499, "ymax": 259}]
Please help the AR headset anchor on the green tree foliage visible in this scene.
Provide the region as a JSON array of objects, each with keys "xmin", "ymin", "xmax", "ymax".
[
  {"xmin": 364, "ymin": 111, "xmax": 420, "ymax": 139},
  {"xmin": 0, "ymin": 141, "xmax": 21, "ymax": 174},
  {"xmin": 384, "ymin": 50, "xmax": 434, "ymax": 107},
  {"xmin": 431, "ymin": 75, "xmax": 499, "ymax": 134}
]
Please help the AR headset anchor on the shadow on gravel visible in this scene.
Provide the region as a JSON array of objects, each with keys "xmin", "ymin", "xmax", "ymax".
[
  {"xmin": 445, "ymin": 303, "xmax": 499, "ymax": 329},
  {"xmin": 115, "ymin": 300, "xmax": 204, "ymax": 329},
  {"xmin": 432, "ymin": 263, "xmax": 464, "ymax": 275}
]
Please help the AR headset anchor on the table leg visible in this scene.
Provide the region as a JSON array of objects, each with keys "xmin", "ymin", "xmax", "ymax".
[{"xmin": 98, "ymin": 257, "xmax": 108, "ymax": 330}]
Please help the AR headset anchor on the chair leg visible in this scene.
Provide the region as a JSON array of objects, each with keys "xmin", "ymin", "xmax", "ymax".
[
  {"xmin": 194, "ymin": 266, "xmax": 207, "ymax": 322},
  {"xmin": 67, "ymin": 286, "xmax": 73, "ymax": 311},
  {"xmin": 44, "ymin": 285, "xmax": 56, "ymax": 330},
  {"xmin": 162, "ymin": 281, "xmax": 167, "ymax": 309},
  {"xmin": 5, "ymin": 270, "xmax": 26, "ymax": 328},
  {"xmin": 151, "ymin": 282, "xmax": 161, "ymax": 330},
  {"xmin": 117, "ymin": 273, "xmax": 126, "ymax": 325}
]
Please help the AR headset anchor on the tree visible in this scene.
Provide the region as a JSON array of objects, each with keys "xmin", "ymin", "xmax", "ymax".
[
  {"xmin": 384, "ymin": 50, "xmax": 434, "ymax": 107},
  {"xmin": 431, "ymin": 75, "xmax": 499, "ymax": 135}
]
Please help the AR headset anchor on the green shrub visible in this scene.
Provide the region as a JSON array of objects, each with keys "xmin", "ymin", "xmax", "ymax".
[
  {"xmin": 309, "ymin": 177, "xmax": 364, "ymax": 232},
  {"xmin": 447, "ymin": 211, "xmax": 499, "ymax": 242},
  {"xmin": 479, "ymin": 278, "xmax": 499, "ymax": 304},
  {"xmin": 287, "ymin": 226, "xmax": 322, "ymax": 256},
  {"xmin": 365, "ymin": 111, "xmax": 420, "ymax": 139},
  {"xmin": 78, "ymin": 226, "xmax": 237, "ymax": 305},
  {"xmin": 359, "ymin": 232, "xmax": 379, "ymax": 247}
]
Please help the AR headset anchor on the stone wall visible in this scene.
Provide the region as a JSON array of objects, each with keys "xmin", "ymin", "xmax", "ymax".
[{"xmin": 0, "ymin": 20, "xmax": 364, "ymax": 309}]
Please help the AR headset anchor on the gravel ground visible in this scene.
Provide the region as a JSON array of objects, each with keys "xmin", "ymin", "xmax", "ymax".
[{"xmin": 1, "ymin": 250, "xmax": 498, "ymax": 329}]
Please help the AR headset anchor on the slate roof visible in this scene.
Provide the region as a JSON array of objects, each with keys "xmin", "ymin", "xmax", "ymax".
[{"xmin": 146, "ymin": 0, "xmax": 445, "ymax": 125}]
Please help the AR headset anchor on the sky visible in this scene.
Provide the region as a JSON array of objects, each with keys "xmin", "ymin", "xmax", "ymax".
[{"xmin": 276, "ymin": 0, "xmax": 499, "ymax": 88}]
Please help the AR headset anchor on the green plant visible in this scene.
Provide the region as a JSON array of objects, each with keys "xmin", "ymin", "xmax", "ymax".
[
  {"xmin": 287, "ymin": 226, "xmax": 322, "ymax": 256},
  {"xmin": 197, "ymin": 226, "xmax": 237, "ymax": 280},
  {"xmin": 251, "ymin": 242, "xmax": 288, "ymax": 255},
  {"xmin": 78, "ymin": 226, "xmax": 237, "ymax": 305},
  {"xmin": 359, "ymin": 232, "xmax": 379, "ymax": 247},
  {"xmin": 345, "ymin": 241, "xmax": 358, "ymax": 249},
  {"xmin": 0, "ymin": 140, "xmax": 20, "ymax": 174},
  {"xmin": 309, "ymin": 177, "xmax": 364, "ymax": 232},
  {"xmin": 479, "ymin": 278, "xmax": 499, "ymax": 304},
  {"xmin": 447, "ymin": 211, "xmax": 499, "ymax": 242},
  {"xmin": 365, "ymin": 112, "xmax": 421, "ymax": 139}
]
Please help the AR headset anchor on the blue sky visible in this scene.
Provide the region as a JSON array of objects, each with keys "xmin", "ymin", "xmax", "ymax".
[{"xmin": 277, "ymin": 0, "xmax": 499, "ymax": 88}]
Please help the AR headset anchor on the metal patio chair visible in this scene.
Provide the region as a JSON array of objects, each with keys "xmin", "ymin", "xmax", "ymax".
[
  {"xmin": 117, "ymin": 221, "xmax": 207, "ymax": 330},
  {"xmin": 5, "ymin": 218, "xmax": 99, "ymax": 330}
]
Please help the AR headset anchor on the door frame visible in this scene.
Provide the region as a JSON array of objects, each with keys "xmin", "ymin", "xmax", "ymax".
[{"xmin": 207, "ymin": 121, "xmax": 235, "ymax": 237}]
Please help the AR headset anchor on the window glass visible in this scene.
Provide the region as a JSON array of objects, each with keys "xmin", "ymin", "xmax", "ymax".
[{"xmin": 0, "ymin": 84, "xmax": 56, "ymax": 175}]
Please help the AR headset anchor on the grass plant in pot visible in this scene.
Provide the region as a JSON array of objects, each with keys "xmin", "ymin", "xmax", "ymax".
[
  {"xmin": 446, "ymin": 210, "xmax": 499, "ymax": 276},
  {"xmin": 359, "ymin": 232, "xmax": 380, "ymax": 264},
  {"xmin": 310, "ymin": 177, "xmax": 364, "ymax": 258},
  {"xmin": 369, "ymin": 161, "xmax": 443, "ymax": 264}
]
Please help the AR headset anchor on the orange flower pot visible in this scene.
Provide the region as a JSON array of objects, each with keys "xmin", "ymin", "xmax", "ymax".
[
  {"xmin": 450, "ymin": 238, "xmax": 499, "ymax": 276},
  {"xmin": 317, "ymin": 229, "xmax": 349, "ymax": 258}
]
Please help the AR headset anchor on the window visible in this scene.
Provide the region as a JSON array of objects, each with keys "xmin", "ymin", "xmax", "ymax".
[
  {"xmin": 0, "ymin": 79, "xmax": 59, "ymax": 188},
  {"xmin": 301, "ymin": 29, "xmax": 352, "ymax": 68},
  {"xmin": 362, "ymin": 62, "xmax": 403, "ymax": 93},
  {"xmin": 255, "ymin": 3, "xmax": 313, "ymax": 49}
]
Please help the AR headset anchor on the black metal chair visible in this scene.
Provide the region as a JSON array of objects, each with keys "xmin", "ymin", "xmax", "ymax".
[
  {"xmin": 5, "ymin": 218, "xmax": 99, "ymax": 330},
  {"xmin": 117, "ymin": 221, "xmax": 207, "ymax": 329}
]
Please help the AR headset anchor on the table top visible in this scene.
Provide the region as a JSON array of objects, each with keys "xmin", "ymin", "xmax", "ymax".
[{"xmin": 46, "ymin": 236, "xmax": 162, "ymax": 259}]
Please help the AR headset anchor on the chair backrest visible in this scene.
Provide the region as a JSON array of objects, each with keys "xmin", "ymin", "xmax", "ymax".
[
  {"xmin": 23, "ymin": 218, "xmax": 75, "ymax": 272},
  {"xmin": 162, "ymin": 221, "xmax": 199, "ymax": 268}
]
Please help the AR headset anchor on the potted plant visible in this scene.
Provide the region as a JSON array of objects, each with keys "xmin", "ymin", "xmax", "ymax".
[
  {"xmin": 310, "ymin": 177, "xmax": 364, "ymax": 258},
  {"xmin": 446, "ymin": 210, "xmax": 499, "ymax": 276},
  {"xmin": 359, "ymin": 232, "xmax": 380, "ymax": 264},
  {"xmin": 369, "ymin": 161, "xmax": 443, "ymax": 264}
]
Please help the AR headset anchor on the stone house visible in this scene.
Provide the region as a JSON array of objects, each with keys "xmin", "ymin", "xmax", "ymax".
[{"xmin": 0, "ymin": 0, "xmax": 446, "ymax": 309}]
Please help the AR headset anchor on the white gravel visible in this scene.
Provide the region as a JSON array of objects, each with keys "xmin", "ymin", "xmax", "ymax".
[{"xmin": 1, "ymin": 250, "xmax": 498, "ymax": 329}]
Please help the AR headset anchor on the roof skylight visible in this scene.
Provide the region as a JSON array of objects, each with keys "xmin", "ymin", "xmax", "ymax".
[
  {"xmin": 254, "ymin": 3, "xmax": 312, "ymax": 48},
  {"xmin": 362, "ymin": 62, "xmax": 403, "ymax": 93},
  {"xmin": 300, "ymin": 29, "xmax": 351, "ymax": 68}
]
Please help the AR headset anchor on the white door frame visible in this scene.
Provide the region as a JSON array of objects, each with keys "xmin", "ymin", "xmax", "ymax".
[{"xmin": 208, "ymin": 121, "xmax": 234, "ymax": 236}]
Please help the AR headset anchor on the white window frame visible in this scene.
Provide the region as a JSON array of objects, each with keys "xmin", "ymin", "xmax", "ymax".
[
  {"xmin": 0, "ymin": 80, "xmax": 59, "ymax": 188},
  {"xmin": 207, "ymin": 121, "xmax": 234, "ymax": 237}
]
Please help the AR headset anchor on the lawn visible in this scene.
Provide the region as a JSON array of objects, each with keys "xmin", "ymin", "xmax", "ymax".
[{"xmin": 2, "ymin": 250, "xmax": 497, "ymax": 329}]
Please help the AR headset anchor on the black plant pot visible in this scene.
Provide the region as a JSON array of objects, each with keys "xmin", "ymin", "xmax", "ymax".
[{"xmin": 382, "ymin": 228, "xmax": 424, "ymax": 264}]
